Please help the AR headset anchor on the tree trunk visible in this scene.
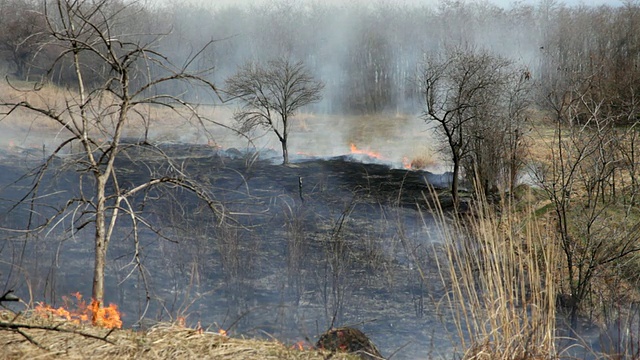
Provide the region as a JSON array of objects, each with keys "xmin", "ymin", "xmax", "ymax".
[
  {"xmin": 14, "ymin": 54, "xmax": 25, "ymax": 80},
  {"xmin": 281, "ymin": 138, "xmax": 289, "ymax": 165},
  {"xmin": 92, "ymin": 177, "xmax": 107, "ymax": 315},
  {"xmin": 452, "ymin": 159, "xmax": 460, "ymax": 209}
]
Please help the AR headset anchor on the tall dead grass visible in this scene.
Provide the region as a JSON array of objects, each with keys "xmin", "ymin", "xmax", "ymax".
[{"xmin": 432, "ymin": 192, "xmax": 558, "ymax": 359}]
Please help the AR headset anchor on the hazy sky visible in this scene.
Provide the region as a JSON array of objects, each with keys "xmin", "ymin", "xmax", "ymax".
[
  {"xmin": 198, "ymin": 0, "xmax": 626, "ymax": 8},
  {"xmin": 494, "ymin": 0, "xmax": 623, "ymax": 6}
]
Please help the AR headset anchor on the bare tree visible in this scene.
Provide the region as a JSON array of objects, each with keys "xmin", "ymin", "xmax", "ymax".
[
  {"xmin": 420, "ymin": 46, "xmax": 526, "ymax": 206},
  {"xmin": 538, "ymin": 66, "xmax": 640, "ymax": 324},
  {"xmin": 0, "ymin": 0, "xmax": 226, "ymax": 314},
  {"xmin": 225, "ymin": 57, "xmax": 323, "ymax": 165},
  {"xmin": 0, "ymin": 0, "xmax": 50, "ymax": 79}
]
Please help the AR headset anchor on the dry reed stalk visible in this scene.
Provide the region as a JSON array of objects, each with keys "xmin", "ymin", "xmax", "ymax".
[{"xmin": 432, "ymin": 190, "xmax": 559, "ymax": 359}]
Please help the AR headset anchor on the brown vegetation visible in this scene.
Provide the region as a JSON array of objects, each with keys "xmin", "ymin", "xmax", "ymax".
[
  {"xmin": 316, "ymin": 327, "xmax": 383, "ymax": 360},
  {"xmin": 432, "ymin": 190, "xmax": 558, "ymax": 360},
  {"xmin": 0, "ymin": 310, "xmax": 359, "ymax": 360}
]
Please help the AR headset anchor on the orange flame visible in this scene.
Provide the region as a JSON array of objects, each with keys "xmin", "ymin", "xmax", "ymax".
[
  {"xmin": 290, "ymin": 340, "xmax": 310, "ymax": 351},
  {"xmin": 349, "ymin": 143, "xmax": 383, "ymax": 159},
  {"xmin": 218, "ymin": 328, "xmax": 228, "ymax": 336},
  {"xmin": 35, "ymin": 293, "xmax": 122, "ymax": 329},
  {"xmin": 177, "ymin": 316, "xmax": 186, "ymax": 327},
  {"xmin": 402, "ymin": 157, "xmax": 412, "ymax": 169}
]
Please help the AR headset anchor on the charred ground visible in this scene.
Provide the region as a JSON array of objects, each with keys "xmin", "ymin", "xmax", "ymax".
[{"xmin": 0, "ymin": 143, "xmax": 454, "ymax": 359}]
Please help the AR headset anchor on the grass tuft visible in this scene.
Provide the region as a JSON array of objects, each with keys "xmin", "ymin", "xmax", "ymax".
[{"xmin": 432, "ymin": 190, "xmax": 559, "ymax": 359}]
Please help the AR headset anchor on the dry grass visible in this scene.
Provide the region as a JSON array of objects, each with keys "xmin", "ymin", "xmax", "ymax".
[
  {"xmin": 432, "ymin": 190, "xmax": 559, "ymax": 359},
  {"xmin": 0, "ymin": 311, "xmax": 358, "ymax": 360},
  {"xmin": 0, "ymin": 81, "xmax": 235, "ymax": 145},
  {"xmin": 407, "ymin": 151, "xmax": 439, "ymax": 170}
]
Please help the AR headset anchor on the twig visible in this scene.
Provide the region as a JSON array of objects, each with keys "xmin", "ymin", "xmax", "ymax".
[
  {"xmin": 298, "ymin": 176, "xmax": 305, "ymax": 203},
  {"xmin": 0, "ymin": 290, "xmax": 20, "ymax": 304},
  {"xmin": 16, "ymin": 327, "xmax": 46, "ymax": 350},
  {"xmin": 0, "ymin": 321, "xmax": 116, "ymax": 345},
  {"xmin": 386, "ymin": 340, "xmax": 412, "ymax": 360}
]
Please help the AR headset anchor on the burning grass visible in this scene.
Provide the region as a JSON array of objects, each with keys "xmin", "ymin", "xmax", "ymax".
[
  {"xmin": 35, "ymin": 292, "xmax": 122, "ymax": 329},
  {"xmin": 2, "ymin": 291, "xmax": 377, "ymax": 359},
  {"xmin": 0, "ymin": 310, "xmax": 360, "ymax": 360}
]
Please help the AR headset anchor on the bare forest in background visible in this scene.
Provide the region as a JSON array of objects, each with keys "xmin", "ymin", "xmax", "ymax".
[{"xmin": 1, "ymin": 0, "xmax": 639, "ymax": 116}]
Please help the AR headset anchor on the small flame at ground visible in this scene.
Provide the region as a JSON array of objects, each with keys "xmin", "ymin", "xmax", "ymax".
[
  {"xmin": 177, "ymin": 316, "xmax": 186, "ymax": 327},
  {"xmin": 349, "ymin": 143, "xmax": 383, "ymax": 159},
  {"xmin": 402, "ymin": 157, "xmax": 412, "ymax": 169},
  {"xmin": 218, "ymin": 328, "xmax": 228, "ymax": 336},
  {"xmin": 290, "ymin": 340, "xmax": 311, "ymax": 351},
  {"xmin": 35, "ymin": 292, "xmax": 122, "ymax": 329}
]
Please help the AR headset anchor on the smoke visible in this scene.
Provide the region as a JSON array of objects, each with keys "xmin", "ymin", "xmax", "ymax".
[
  {"xmin": 150, "ymin": 0, "xmax": 549, "ymax": 164},
  {"xmin": 160, "ymin": 0, "xmax": 548, "ymax": 112},
  {"xmin": 0, "ymin": 0, "xmax": 625, "ymax": 164}
]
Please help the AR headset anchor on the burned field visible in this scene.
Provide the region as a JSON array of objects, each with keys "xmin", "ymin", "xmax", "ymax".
[{"xmin": 0, "ymin": 144, "xmax": 456, "ymax": 359}]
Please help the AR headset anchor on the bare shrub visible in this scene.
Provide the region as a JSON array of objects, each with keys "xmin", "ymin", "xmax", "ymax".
[
  {"xmin": 225, "ymin": 57, "xmax": 324, "ymax": 165},
  {"xmin": 420, "ymin": 46, "xmax": 532, "ymax": 206}
]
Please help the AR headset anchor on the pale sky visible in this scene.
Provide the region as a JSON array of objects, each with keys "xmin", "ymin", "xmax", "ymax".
[
  {"xmin": 192, "ymin": 0, "xmax": 626, "ymax": 8},
  {"xmin": 494, "ymin": 0, "xmax": 624, "ymax": 6}
]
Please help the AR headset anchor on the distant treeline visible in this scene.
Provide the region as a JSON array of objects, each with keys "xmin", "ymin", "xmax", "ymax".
[{"xmin": 1, "ymin": 0, "xmax": 639, "ymax": 115}]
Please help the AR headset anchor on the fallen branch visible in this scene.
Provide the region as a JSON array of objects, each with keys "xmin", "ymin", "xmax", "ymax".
[
  {"xmin": 0, "ymin": 290, "xmax": 20, "ymax": 304},
  {"xmin": 0, "ymin": 320, "xmax": 116, "ymax": 346}
]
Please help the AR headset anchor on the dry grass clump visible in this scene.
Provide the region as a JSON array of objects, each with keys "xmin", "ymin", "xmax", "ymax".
[
  {"xmin": 316, "ymin": 327, "xmax": 383, "ymax": 360},
  {"xmin": 0, "ymin": 311, "xmax": 359, "ymax": 360},
  {"xmin": 432, "ymin": 191, "xmax": 559, "ymax": 359},
  {"xmin": 407, "ymin": 153, "xmax": 438, "ymax": 170}
]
